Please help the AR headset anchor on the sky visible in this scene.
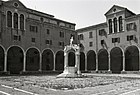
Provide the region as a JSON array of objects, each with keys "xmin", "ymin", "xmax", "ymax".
[{"xmin": 3, "ymin": 0, "xmax": 140, "ymax": 29}]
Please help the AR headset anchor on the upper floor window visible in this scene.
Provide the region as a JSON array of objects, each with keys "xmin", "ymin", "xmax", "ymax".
[
  {"xmin": 108, "ymin": 19, "xmax": 112, "ymax": 34},
  {"xmin": 126, "ymin": 22, "xmax": 137, "ymax": 31},
  {"xmin": 60, "ymin": 31, "xmax": 64, "ymax": 38},
  {"xmin": 30, "ymin": 25, "xmax": 38, "ymax": 33},
  {"xmin": 20, "ymin": 14, "xmax": 24, "ymax": 30},
  {"xmin": 113, "ymin": 18, "xmax": 117, "ymax": 33},
  {"xmin": 46, "ymin": 40, "xmax": 52, "ymax": 45},
  {"xmin": 89, "ymin": 42, "xmax": 93, "ymax": 47},
  {"xmin": 7, "ymin": 11, "xmax": 12, "ymax": 27},
  {"xmin": 31, "ymin": 38, "xmax": 35, "ymax": 43},
  {"xmin": 14, "ymin": 13, "xmax": 18, "ymax": 29},
  {"xmin": 127, "ymin": 35, "xmax": 136, "ymax": 41},
  {"xmin": 119, "ymin": 16, "xmax": 123, "ymax": 32},
  {"xmin": 47, "ymin": 29, "xmax": 50, "ymax": 35},
  {"xmin": 89, "ymin": 32, "xmax": 93, "ymax": 38},
  {"xmin": 59, "ymin": 41, "xmax": 64, "ymax": 47},
  {"xmin": 112, "ymin": 37, "xmax": 120, "ymax": 43},
  {"xmin": 78, "ymin": 34, "xmax": 84, "ymax": 40},
  {"xmin": 99, "ymin": 29, "xmax": 106, "ymax": 36}
]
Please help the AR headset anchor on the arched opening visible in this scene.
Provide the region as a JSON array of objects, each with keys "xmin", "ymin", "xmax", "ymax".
[
  {"xmin": 42, "ymin": 49, "xmax": 54, "ymax": 71},
  {"xmin": 109, "ymin": 19, "xmax": 112, "ymax": 34},
  {"xmin": 119, "ymin": 16, "xmax": 123, "ymax": 32},
  {"xmin": 125, "ymin": 46, "xmax": 139, "ymax": 71},
  {"xmin": 87, "ymin": 50, "xmax": 96, "ymax": 70},
  {"xmin": 20, "ymin": 14, "xmax": 24, "ymax": 30},
  {"xmin": 7, "ymin": 46, "xmax": 24, "ymax": 74},
  {"xmin": 7, "ymin": 11, "xmax": 12, "ymax": 27},
  {"xmin": 113, "ymin": 18, "xmax": 117, "ymax": 33},
  {"xmin": 26, "ymin": 48, "xmax": 40, "ymax": 71},
  {"xmin": 14, "ymin": 13, "xmax": 18, "ymax": 29},
  {"xmin": 55, "ymin": 51, "xmax": 64, "ymax": 71},
  {"xmin": 110, "ymin": 47, "xmax": 123, "ymax": 73},
  {"xmin": 80, "ymin": 52, "xmax": 85, "ymax": 71},
  {"xmin": 98, "ymin": 49, "xmax": 108, "ymax": 70},
  {"xmin": 0, "ymin": 46, "xmax": 4, "ymax": 71},
  {"xmin": 68, "ymin": 52, "xmax": 75, "ymax": 66}
]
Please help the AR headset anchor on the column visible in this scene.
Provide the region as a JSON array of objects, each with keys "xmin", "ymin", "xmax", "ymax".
[
  {"xmin": 76, "ymin": 53, "xmax": 81, "ymax": 75},
  {"xmin": 23, "ymin": 52, "xmax": 26, "ymax": 72},
  {"xmin": 85, "ymin": 55, "xmax": 87, "ymax": 71},
  {"xmin": 64, "ymin": 52, "xmax": 68, "ymax": 68},
  {"xmin": 53, "ymin": 54, "xmax": 55, "ymax": 71},
  {"xmin": 122, "ymin": 53, "xmax": 125, "ymax": 71},
  {"xmin": 96, "ymin": 54, "xmax": 98, "ymax": 71},
  {"xmin": 12, "ymin": 13, "xmax": 14, "ymax": 28},
  {"xmin": 108, "ymin": 54, "xmax": 111, "ymax": 71},
  {"xmin": 39, "ymin": 53, "xmax": 42, "ymax": 71},
  {"xmin": 4, "ymin": 51, "xmax": 7, "ymax": 72},
  {"xmin": 18, "ymin": 15, "xmax": 20, "ymax": 30}
]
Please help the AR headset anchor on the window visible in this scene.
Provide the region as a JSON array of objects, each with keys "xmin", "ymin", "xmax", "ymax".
[
  {"xmin": 89, "ymin": 42, "xmax": 93, "ymax": 47},
  {"xmin": 89, "ymin": 32, "xmax": 93, "ymax": 38},
  {"xmin": 99, "ymin": 29, "xmax": 106, "ymax": 36},
  {"xmin": 119, "ymin": 16, "xmax": 123, "ymax": 32},
  {"xmin": 60, "ymin": 31, "xmax": 64, "ymax": 38},
  {"xmin": 127, "ymin": 35, "xmax": 135, "ymax": 41},
  {"xmin": 46, "ymin": 40, "xmax": 52, "ymax": 45},
  {"xmin": 59, "ymin": 41, "xmax": 64, "ymax": 47},
  {"xmin": 31, "ymin": 38, "xmax": 35, "ymax": 42},
  {"xmin": 30, "ymin": 25, "xmax": 38, "ymax": 33},
  {"xmin": 7, "ymin": 11, "xmax": 12, "ymax": 27},
  {"xmin": 13, "ymin": 35, "xmax": 21, "ymax": 41},
  {"xmin": 20, "ymin": 14, "xmax": 24, "ymax": 30},
  {"xmin": 109, "ymin": 19, "xmax": 113, "ymax": 34},
  {"xmin": 78, "ymin": 34, "xmax": 84, "ymax": 40},
  {"xmin": 112, "ymin": 38, "xmax": 120, "ymax": 43},
  {"xmin": 113, "ymin": 18, "xmax": 117, "ymax": 33},
  {"xmin": 101, "ymin": 40, "xmax": 105, "ymax": 45},
  {"xmin": 126, "ymin": 23, "xmax": 137, "ymax": 31},
  {"xmin": 47, "ymin": 29, "xmax": 50, "ymax": 35},
  {"xmin": 14, "ymin": 13, "xmax": 18, "ymax": 29}
]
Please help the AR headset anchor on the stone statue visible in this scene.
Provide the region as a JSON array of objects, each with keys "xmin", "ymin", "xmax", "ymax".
[{"xmin": 70, "ymin": 36, "xmax": 74, "ymax": 45}]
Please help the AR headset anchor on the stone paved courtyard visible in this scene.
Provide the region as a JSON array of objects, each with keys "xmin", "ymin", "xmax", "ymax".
[{"xmin": 0, "ymin": 73, "xmax": 140, "ymax": 95}]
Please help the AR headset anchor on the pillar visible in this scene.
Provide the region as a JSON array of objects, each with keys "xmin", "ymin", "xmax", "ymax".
[
  {"xmin": 64, "ymin": 52, "xmax": 68, "ymax": 68},
  {"xmin": 53, "ymin": 54, "xmax": 55, "ymax": 71},
  {"xmin": 23, "ymin": 52, "xmax": 26, "ymax": 72},
  {"xmin": 108, "ymin": 54, "xmax": 111, "ymax": 71},
  {"xmin": 4, "ymin": 51, "xmax": 7, "ymax": 72},
  {"xmin": 122, "ymin": 53, "xmax": 125, "ymax": 71},
  {"xmin": 96, "ymin": 54, "xmax": 98, "ymax": 71},
  {"xmin": 85, "ymin": 54, "xmax": 87, "ymax": 71},
  {"xmin": 76, "ymin": 52, "xmax": 81, "ymax": 74},
  {"xmin": 12, "ymin": 13, "xmax": 14, "ymax": 28},
  {"xmin": 39, "ymin": 53, "xmax": 42, "ymax": 71}
]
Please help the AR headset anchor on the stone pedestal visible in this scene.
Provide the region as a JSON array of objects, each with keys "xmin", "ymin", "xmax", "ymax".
[{"xmin": 57, "ymin": 67, "xmax": 82, "ymax": 78}]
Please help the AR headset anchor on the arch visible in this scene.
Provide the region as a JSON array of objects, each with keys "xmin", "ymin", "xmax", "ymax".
[
  {"xmin": 80, "ymin": 52, "xmax": 85, "ymax": 71},
  {"xmin": 87, "ymin": 50, "xmax": 96, "ymax": 70},
  {"xmin": 14, "ymin": 13, "xmax": 18, "ymax": 29},
  {"xmin": 7, "ymin": 11, "xmax": 12, "ymax": 27},
  {"xmin": 26, "ymin": 48, "xmax": 40, "ymax": 71},
  {"xmin": 20, "ymin": 14, "xmax": 24, "ymax": 30},
  {"xmin": 42, "ymin": 49, "xmax": 54, "ymax": 71},
  {"xmin": 7, "ymin": 46, "xmax": 24, "ymax": 74},
  {"xmin": 0, "ymin": 46, "xmax": 4, "ymax": 71},
  {"xmin": 110, "ymin": 47, "xmax": 123, "ymax": 73},
  {"xmin": 119, "ymin": 16, "xmax": 123, "ymax": 32},
  {"xmin": 125, "ymin": 46, "xmax": 139, "ymax": 71},
  {"xmin": 113, "ymin": 18, "xmax": 117, "ymax": 33},
  {"xmin": 98, "ymin": 49, "xmax": 108, "ymax": 70},
  {"xmin": 108, "ymin": 19, "xmax": 112, "ymax": 34},
  {"xmin": 55, "ymin": 50, "xmax": 64, "ymax": 71},
  {"xmin": 68, "ymin": 52, "xmax": 75, "ymax": 66}
]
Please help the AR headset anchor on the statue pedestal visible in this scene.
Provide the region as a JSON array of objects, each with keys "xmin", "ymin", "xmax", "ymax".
[{"xmin": 57, "ymin": 67, "xmax": 82, "ymax": 78}]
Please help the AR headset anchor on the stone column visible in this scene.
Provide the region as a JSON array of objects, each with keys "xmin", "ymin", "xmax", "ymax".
[
  {"xmin": 76, "ymin": 52, "xmax": 81, "ymax": 75},
  {"xmin": 12, "ymin": 13, "xmax": 14, "ymax": 28},
  {"xmin": 53, "ymin": 54, "xmax": 55, "ymax": 71},
  {"xmin": 122, "ymin": 53, "xmax": 125, "ymax": 71},
  {"xmin": 64, "ymin": 52, "xmax": 68, "ymax": 68},
  {"xmin": 39, "ymin": 53, "xmax": 42, "ymax": 71},
  {"xmin": 23, "ymin": 52, "xmax": 26, "ymax": 72},
  {"xmin": 4, "ymin": 51, "xmax": 7, "ymax": 72},
  {"xmin": 108, "ymin": 54, "xmax": 111, "ymax": 71},
  {"xmin": 85, "ymin": 55, "xmax": 87, "ymax": 71},
  {"xmin": 96, "ymin": 54, "xmax": 98, "ymax": 71},
  {"xmin": 18, "ymin": 16, "xmax": 20, "ymax": 30}
]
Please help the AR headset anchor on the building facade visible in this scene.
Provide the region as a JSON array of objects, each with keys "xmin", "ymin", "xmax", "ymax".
[
  {"xmin": 77, "ymin": 5, "xmax": 140, "ymax": 73},
  {"xmin": 0, "ymin": 0, "xmax": 77, "ymax": 74}
]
